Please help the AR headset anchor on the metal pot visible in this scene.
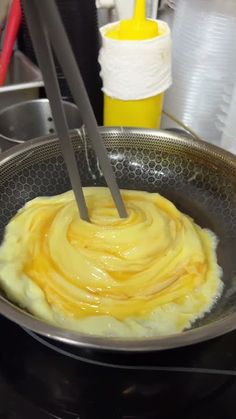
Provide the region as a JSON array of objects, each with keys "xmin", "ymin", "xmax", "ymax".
[
  {"xmin": 0, "ymin": 127, "xmax": 235, "ymax": 352},
  {"xmin": 0, "ymin": 98, "xmax": 82, "ymax": 151}
]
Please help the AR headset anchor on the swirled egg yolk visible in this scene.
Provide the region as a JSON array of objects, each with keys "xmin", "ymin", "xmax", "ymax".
[{"xmin": 0, "ymin": 188, "xmax": 223, "ymax": 337}]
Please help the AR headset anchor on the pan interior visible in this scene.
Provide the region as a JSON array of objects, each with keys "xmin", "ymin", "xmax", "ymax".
[{"xmin": 0, "ymin": 129, "xmax": 235, "ymax": 333}]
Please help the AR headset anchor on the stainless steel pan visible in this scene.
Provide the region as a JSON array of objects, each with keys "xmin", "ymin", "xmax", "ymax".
[{"xmin": 0, "ymin": 127, "xmax": 235, "ymax": 351}]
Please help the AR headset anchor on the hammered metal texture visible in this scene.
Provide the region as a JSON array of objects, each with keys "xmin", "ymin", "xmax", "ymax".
[{"xmin": 0, "ymin": 128, "xmax": 236, "ymax": 331}]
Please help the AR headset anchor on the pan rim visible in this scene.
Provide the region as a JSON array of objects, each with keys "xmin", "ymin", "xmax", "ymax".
[{"xmin": 0, "ymin": 127, "xmax": 236, "ymax": 169}]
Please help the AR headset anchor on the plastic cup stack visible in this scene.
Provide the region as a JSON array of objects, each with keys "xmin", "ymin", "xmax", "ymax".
[{"xmin": 164, "ymin": 0, "xmax": 236, "ymax": 145}]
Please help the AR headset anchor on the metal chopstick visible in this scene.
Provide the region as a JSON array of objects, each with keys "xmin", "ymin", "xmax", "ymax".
[
  {"xmin": 22, "ymin": 0, "xmax": 89, "ymax": 221},
  {"xmin": 32, "ymin": 0, "xmax": 128, "ymax": 219}
]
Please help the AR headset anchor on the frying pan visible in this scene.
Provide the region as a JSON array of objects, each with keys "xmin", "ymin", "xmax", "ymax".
[{"xmin": 0, "ymin": 127, "xmax": 235, "ymax": 351}]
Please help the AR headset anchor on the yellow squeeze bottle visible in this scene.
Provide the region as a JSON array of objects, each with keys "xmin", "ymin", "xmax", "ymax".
[{"xmin": 104, "ymin": 0, "xmax": 164, "ymax": 129}]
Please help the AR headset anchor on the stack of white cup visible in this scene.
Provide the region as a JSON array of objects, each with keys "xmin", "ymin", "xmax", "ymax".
[{"xmin": 164, "ymin": 0, "xmax": 236, "ymax": 145}]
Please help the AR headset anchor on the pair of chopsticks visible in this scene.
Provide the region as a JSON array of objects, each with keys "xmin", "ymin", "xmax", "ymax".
[
  {"xmin": 0, "ymin": 0, "xmax": 22, "ymax": 86},
  {"xmin": 22, "ymin": 0, "xmax": 127, "ymax": 222}
]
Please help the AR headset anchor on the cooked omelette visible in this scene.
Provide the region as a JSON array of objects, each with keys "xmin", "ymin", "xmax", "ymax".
[{"xmin": 0, "ymin": 187, "xmax": 223, "ymax": 337}]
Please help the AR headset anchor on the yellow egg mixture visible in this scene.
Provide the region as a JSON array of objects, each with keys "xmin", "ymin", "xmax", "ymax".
[{"xmin": 0, "ymin": 187, "xmax": 223, "ymax": 337}]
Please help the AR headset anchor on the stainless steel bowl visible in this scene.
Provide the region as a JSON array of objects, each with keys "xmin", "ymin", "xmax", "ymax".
[
  {"xmin": 0, "ymin": 98, "xmax": 82, "ymax": 151},
  {"xmin": 0, "ymin": 127, "xmax": 235, "ymax": 351}
]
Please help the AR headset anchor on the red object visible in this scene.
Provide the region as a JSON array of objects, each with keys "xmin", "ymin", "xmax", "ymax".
[{"xmin": 0, "ymin": 0, "xmax": 22, "ymax": 86}]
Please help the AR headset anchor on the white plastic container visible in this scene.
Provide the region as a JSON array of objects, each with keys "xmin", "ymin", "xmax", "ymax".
[{"xmin": 164, "ymin": 0, "xmax": 236, "ymax": 144}]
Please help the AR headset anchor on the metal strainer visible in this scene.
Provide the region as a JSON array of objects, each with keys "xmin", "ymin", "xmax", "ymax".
[{"xmin": 0, "ymin": 127, "xmax": 236, "ymax": 351}]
